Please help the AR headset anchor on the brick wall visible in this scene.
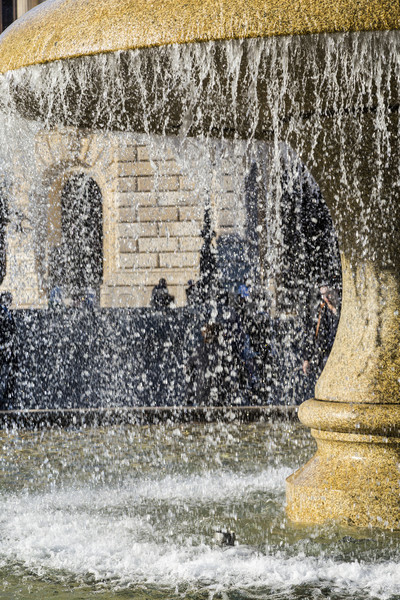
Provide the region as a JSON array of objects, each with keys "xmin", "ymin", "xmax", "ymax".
[
  {"xmin": 105, "ymin": 135, "xmax": 247, "ymax": 307},
  {"xmin": 2, "ymin": 129, "xmax": 248, "ymax": 308}
]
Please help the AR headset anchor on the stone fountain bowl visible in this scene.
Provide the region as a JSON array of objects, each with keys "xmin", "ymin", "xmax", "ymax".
[
  {"xmin": 1, "ymin": 0, "xmax": 400, "ymax": 531},
  {"xmin": 0, "ymin": 0, "xmax": 398, "ymax": 136}
]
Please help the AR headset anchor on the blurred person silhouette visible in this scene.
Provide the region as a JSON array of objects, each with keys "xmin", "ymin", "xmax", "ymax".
[
  {"xmin": 185, "ymin": 279, "xmax": 200, "ymax": 307},
  {"xmin": 302, "ymin": 281, "xmax": 340, "ymax": 396},
  {"xmin": 213, "ymin": 288, "xmax": 245, "ymax": 404},
  {"xmin": 150, "ymin": 278, "xmax": 175, "ymax": 311},
  {"xmin": 0, "ymin": 292, "xmax": 17, "ymax": 407},
  {"xmin": 48, "ymin": 286, "xmax": 64, "ymax": 310},
  {"xmin": 198, "ymin": 204, "xmax": 217, "ymax": 304},
  {"xmin": 72, "ymin": 290, "xmax": 84, "ymax": 308},
  {"xmin": 83, "ymin": 287, "xmax": 97, "ymax": 310},
  {"xmin": 185, "ymin": 288, "xmax": 244, "ymax": 405},
  {"xmin": 246, "ymin": 286, "xmax": 276, "ymax": 402},
  {"xmin": 233, "ymin": 284, "xmax": 266, "ymax": 401},
  {"xmin": 185, "ymin": 321, "xmax": 219, "ymax": 405}
]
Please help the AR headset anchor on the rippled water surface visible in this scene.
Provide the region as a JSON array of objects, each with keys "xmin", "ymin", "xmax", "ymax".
[{"xmin": 0, "ymin": 421, "xmax": 400, "ymax": 600}]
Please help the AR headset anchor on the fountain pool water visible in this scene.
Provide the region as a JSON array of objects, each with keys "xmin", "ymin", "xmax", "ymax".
[
  {"xmin": 0, "ymin": 0, "xmax": 399, "ymax": 592},
  {"xmin": 2, "ymin": 421, "xmax": 400, "ymax": 600}
]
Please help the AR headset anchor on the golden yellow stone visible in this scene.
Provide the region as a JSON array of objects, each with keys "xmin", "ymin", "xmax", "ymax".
[
  {"xmin": 286, "ymin": 406, "xmax": 400, "ymax": 529},
  {"xmin": 286, "ymin": 110, "xmax": 400, "ymax": 529},
  {"xmin": 286, "ymin": 400, "xmax": 400, "ymax": 529},
  {"xmin": 299, "ymin": 399, "xmax": 400, "ymax": 436},
  {"xmin": 0, "ymin": 0, "xmax": 398, "ymax": 74}
]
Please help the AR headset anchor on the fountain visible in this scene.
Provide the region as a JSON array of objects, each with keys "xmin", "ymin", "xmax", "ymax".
[{"xmin": 0, "ymin": 0, "xmax": 399, "ymax": 596}]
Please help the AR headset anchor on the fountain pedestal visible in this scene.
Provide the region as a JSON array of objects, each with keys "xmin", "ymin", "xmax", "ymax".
[
  {"xmin": 286, "ymin": 110, "xmax": 400, "ymax": 529},
  {"xmin": 287, "ymin": 402, "xmax": 400, "ymax": 528}
]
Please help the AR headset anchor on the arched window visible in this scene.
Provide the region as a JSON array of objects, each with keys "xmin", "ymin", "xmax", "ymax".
[
  {"xmin": 277, "ymin": 166, "xmax": 341, "ymax": 313},
  {"xmin": 50, "ymin": 174, "xmax": 103, "ymax": 300}
]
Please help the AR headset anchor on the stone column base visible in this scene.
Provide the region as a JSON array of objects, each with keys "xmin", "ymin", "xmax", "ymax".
[{"xmin": 286, "ymin": 400, "xmax": 400, "ymax": 529}]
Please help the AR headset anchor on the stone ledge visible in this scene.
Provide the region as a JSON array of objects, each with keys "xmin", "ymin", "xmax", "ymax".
[
  {"xmin": 299, "ymin": 399, "xmax": 400, "ymax": 436},
  {"xmin": 1, "ymin": 0, "xmax": 398, "ymax": 75}
]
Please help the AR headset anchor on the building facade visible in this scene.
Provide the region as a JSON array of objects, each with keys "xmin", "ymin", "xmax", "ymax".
[
  {"xmin": 0, "ymin": 0, "xmax": 45, "ymax": 32},
  {"xmin": 2, "ymin": 128, "xmax": 258, "ymax": 308},
  {"xmin": 0, "ymin": 3, "xmax": 339, "ymax": 311}
]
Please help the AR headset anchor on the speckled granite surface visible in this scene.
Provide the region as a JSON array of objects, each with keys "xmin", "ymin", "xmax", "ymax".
[
  {"xmin": 286, "ymin": 417, "xmax": 400, "ymax": 529},
  {"xmin": 0, "ymin": 0, "xmax": 398, "ymax": 74}
]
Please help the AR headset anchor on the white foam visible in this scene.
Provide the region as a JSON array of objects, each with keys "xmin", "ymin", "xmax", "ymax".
[
  {"xmin": 0, "ymin": 469, "xmax": 400, "ymax": 598},
  {"xmin": 0, "ymin": 466, "xmax": 290, "ymax": 515},
  {"xmin": 72, "ymin": 466, "xmax": 291, "ymax": 507}
]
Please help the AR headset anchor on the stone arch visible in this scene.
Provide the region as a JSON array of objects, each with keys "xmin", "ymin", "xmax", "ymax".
[
  {"xmin": 48, "ymin": 173, "xmax": 103, "ymax": 301},
  {"xmin": 209, "ymin": 150, "xmax": 342, "ymax": 312},
  {"xmin": 255, "ymin": 154, "xmax": 342, "ymax": 316},
  {"xmin": 34, "ymin": 129, "xmax": 118, "ymax": 306},
  {"xmin": 278, "ymin": 166, "xmax": 341, "ymax": 312}
]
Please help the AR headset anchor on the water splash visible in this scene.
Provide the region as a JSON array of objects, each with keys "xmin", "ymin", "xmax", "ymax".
[{"xmin": 0, "ymin": 423, "xmax": 399, "ymax": 599}]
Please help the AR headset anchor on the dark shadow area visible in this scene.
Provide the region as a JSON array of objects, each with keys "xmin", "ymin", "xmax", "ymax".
[
  {"xmin": 0, "ymin": 159, "xmax": 341, "ymax": 410},
  {"xmin": 0, "ymin": 305, "xmax": 318, "ymax": 410}
]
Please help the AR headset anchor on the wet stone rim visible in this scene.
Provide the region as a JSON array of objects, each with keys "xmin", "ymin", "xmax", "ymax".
[
  {"xmin": 0, "ymin": 0, "xmax": 398, "ymax": 74},
  {"xmin": 300, "ymin": 399, "xmax": 400, "ymax": 436}
]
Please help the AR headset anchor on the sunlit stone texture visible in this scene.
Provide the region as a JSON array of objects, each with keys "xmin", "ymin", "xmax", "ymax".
[
  {"xmin": 0, "ymin": 0, "xmax": 399, "ymax": 527},
  {"xmin": 0, "ymin": 0, "xmax": 398, "ymax": 74},
  {"xmin": 285, "ymin": 76, "xmax": 400, "ymax": 529}
]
